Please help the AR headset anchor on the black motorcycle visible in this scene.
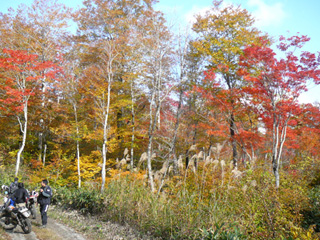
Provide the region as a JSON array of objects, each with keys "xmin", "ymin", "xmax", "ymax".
[
  {"xmin": 0, "ymin": 197, "xmax": 32, "ymax": 234},
  {"xmin": 26, "ymin": 190, "xmax": 38, "ymax": 219}
]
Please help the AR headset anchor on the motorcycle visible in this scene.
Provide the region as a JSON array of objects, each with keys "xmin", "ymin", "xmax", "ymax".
[
  {"xmin": 0, "ymin": 196, "xmax": 32, "ymax": 234},
  {"xmin": 1, "ymin": 185, "xmax": 9, "ymax": 194},
  {"xmin": 26, "ymin": 190, "xmax": 38, "ymax": 219}
]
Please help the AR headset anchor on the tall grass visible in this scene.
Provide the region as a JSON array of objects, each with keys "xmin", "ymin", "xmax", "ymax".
[
  {"xmin": 0, "ymin": 161, "xmax": 319, "ymax": 239},
  {"xmin": 52, "ymin": 164, "xmax": 317, "ymax": 239}
]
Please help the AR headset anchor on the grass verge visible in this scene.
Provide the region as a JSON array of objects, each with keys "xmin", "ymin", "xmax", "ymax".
[
  {"xmin": 48, "ymin": 205, "xmax": 155, "ymax": 240},
  {"xmin": 0, "ymin": 227, "xmax": 11, "ymax": 240},
  {"xmin": 33, "ymin": 225, "xmax": 63, "ymax": 240}
]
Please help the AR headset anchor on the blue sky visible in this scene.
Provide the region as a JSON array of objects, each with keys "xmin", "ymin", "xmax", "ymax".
[
  {"xmin": 1, "ymin": 0, "xmax": 319, "ymax": 103},
  {"xmin": 156, "ymin": 0, "xmax": 320, "ymax": 103}
]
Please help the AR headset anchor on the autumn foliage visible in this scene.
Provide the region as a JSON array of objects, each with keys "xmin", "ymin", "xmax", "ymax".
[{"xmin": 0, "ymin": 0, "xmax": 320, "ymax": 239}]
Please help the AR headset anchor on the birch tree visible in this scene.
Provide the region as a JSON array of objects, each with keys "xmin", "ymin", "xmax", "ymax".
[
  {"xmin": 140, "ymin": 11, "xmax": 175, "ymax": 191},
  {"xmin": 0, "ymin": 49, "xmax": 57, "ymax": 175},
  {"xmin": 75, "ymin": 0, "xmax": 157, "ymax": 192},
  {"xmin": 0, "ymin": 0, "xmax": 72, "ymax": 164}
]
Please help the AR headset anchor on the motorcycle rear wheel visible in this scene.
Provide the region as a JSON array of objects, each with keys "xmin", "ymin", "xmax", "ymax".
[{"xmin": 31, "ymin": 205, "xmax": 37, "ymax": 219}]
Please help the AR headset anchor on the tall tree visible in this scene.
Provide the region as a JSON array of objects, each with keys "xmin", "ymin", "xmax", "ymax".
[
  {"xmin": 75, "ymin": 0, "xmax": 158, "ymax": 192},
  {"xmin": 192, "ymin": 1, "xmax": 265, "ymax": 168},
  {"xmin": 0, "ymin": 0, "xmax": 72, "ymax": 164},
  {"xmin": 58, "ymin": 49, "xmax": 86, "ymax": 188},
  {"xmin": 139, "ymin": 10, "xmax": 175, "ymax": 191},
  {"xmin": 239, "ymin": 35, "xmax": 320, "ymax": 187},
  {"xmin": 156, "ymin": 29, "xmax": 192, "ymax": 193},
  {"xmin": 25, "ymin": 0, "xmax": 71, "ymax": 164},
  {"xmin": 0, "ymin": 49, "xmax": 58, "ymax": 175}
]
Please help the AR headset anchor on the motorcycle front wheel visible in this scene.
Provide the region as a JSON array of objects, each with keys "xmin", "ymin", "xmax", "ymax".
[
  {"xmin": 19, "ymin": 216, "xmax": 32, "ymax": 234},
  {"xmin": 0, "ymin": 215, "xmax": 17, "ymax": 230}
]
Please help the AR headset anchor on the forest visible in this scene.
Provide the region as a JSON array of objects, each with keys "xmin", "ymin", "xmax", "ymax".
[{"xmin": 0, "ymin": 0, "xmax": 320, "ymax": 239}]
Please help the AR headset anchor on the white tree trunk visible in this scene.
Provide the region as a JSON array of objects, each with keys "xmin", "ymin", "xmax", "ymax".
[
  {"xmin": 147, "ymin": 135, "xmax": 155, "ymax": 192},
  {"xmin": 99, "ymin": 40, "xmax": 117, "ymax": 193},
  {"xmin": 43, "ymin": 144, "xmax": 47, "ymax": 166},
  {"xmin": 146, "ymin": 88, "xmax": 157, "ymax": 192},
  {"xmin": 73, "ymin": 104, "xmax": 81, "ymax": 188},
  {"xmin": 130, "ymin": 80, "xmax": 135, "ymax": 169},
  {"xmin": 272, "ymin": 112, "xmax": 290, "ymax": 188},
  {"xmin": 76, "ymin": 140, "xmax": 81, "ymax": 188},
  {"xmin": 101, "ymin": 75, "xmax": 112, "ymax": 193},
  {"xmin": 15, "ymin": 102, "xmax": 28, "ymax": 176},
  {"xmin": 39, "ymin": 76, "xmax": 47, "ymax": 163}
]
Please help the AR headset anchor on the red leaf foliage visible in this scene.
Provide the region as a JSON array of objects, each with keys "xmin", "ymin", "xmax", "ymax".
[{"xmin": 0, "ymin": 49, "xmax": 61, "ymax": 115}]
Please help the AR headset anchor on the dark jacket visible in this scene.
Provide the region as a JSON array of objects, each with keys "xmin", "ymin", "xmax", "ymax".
[
  {"xmin": 38, "ymin": 185, "xmax": 52, "ymax": 205},
  {"xmin": 13, "ymin": 187, "xmax": 29, "ymax": 204}
]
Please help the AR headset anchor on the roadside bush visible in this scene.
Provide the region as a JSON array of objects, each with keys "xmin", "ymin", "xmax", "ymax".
[
  {"xmin": 302, "ymin": 186, "xmax": 320, "ymax": 232},
  {"xmin": 52, "ymin": 187, "xmax": 105, "ymax": 214},
  {"xmin": 0, "ymin": 165, "xmax": 13, "ymax": 186}
]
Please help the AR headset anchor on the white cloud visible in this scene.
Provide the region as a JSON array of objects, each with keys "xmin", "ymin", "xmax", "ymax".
[
  {"xmin": 184, "ymin": 1, "xmax": 232, "ymax": 24},
  {"xmin": 184, "ymin": 0, "xmax": 286, "ymax": 28},
  {"xmin": 298, "ymin": 83, "xmax": 320, "ymax": 104},
  {"xmin": 184, "ymin": 6, "xmax": 211, "ymax": 24},
  {"xmin": 183, "ymin": 0, "xmax": 288, "ymax": 31},
  {"xmin": 248, "ymin": 0, "xmax": 287, "ymax": 28}
]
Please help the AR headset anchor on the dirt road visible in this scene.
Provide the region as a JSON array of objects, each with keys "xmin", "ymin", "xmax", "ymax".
[
  {"xmin": 1, "ymin": 206, "xmax": 160, "ymax": 240},
  {"xmin": 1, "ymin": 212, "xmax": 87, "ymax": 240}
]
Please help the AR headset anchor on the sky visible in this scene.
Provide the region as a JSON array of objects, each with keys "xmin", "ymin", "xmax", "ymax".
[{"xmin": 0, "ymin": 0, "xmax": 319, "ymax": 103}]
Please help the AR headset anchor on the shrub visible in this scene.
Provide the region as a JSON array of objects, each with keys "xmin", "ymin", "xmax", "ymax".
[
  {"xmin": 199, "ymin": 223, "xmax": 246, "ymax": 240},
  {"xmin": 52, "ymin": 187, "xmax": 105, "ymax": 214}
]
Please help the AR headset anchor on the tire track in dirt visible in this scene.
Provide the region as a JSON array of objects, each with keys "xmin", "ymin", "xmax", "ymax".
[
  {"xmin": 46, "ymin": 220, "xmax": 86, "ymax": 240},
  {"xmin": 31, "ymin": 211, "xmax": 87, "ymax": 240}
]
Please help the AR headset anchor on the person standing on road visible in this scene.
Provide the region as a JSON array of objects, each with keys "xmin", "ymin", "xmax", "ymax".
[
  {"xmin": 37, "ymin": 179, "xmax": 52, "ymax": 228},
  {"xmin": 13, "ymin": 182, "xmax": 29, "ymax": 208}
]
